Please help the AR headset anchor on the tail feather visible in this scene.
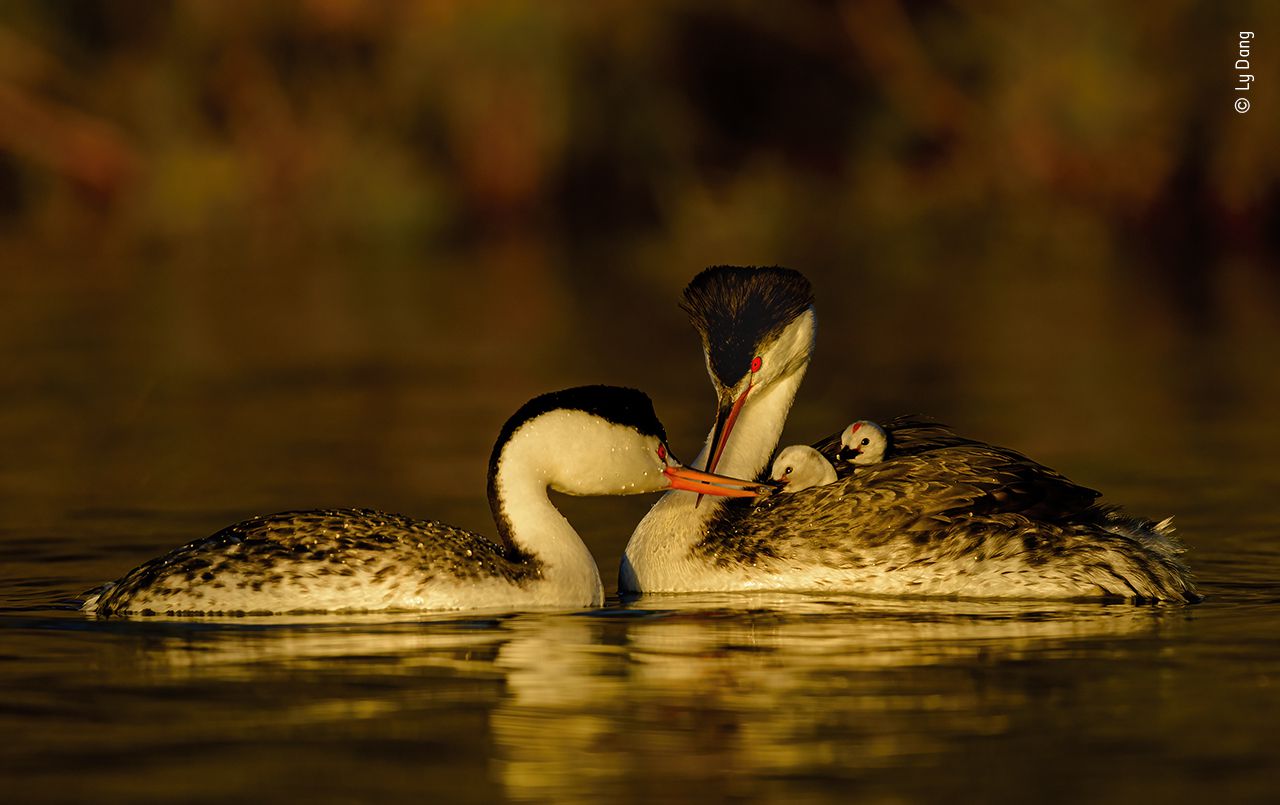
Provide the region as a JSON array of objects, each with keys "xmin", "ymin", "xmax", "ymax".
[
  {"xmin": 79, "ymin": 581, "xmax": 115, "ymax": 613},
  {"xmin": 1091, "ymin": 508, "xmax": 1197, "ymax": 602}
]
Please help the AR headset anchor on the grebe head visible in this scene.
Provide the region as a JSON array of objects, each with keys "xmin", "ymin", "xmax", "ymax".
[
  {"xmin": 488, "ymin": 386, "xmax": 763, "ymax": 499},
  {"xmin": 836, "ymin": 420, "xmax": 889, "ymax": 465},
  {"xmin": 680, "ymin": 266, "xmax": 815, "ymax": 475},
  {"xmin": 769, "ymin": 445, "xmax": 836, "ymax": 492}
]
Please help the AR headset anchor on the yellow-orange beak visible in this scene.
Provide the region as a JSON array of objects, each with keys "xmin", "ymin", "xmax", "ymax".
[
  {"xmin": 705, "ymin": 385, "xmax": 751, "ymax": 477},
  {"xmin": 663, "ymin": 464, "xmax": 764, "ymax": 498},
  {"xmin": 695, "ymin": 383, "xmax": 753, "ymax": 506}
]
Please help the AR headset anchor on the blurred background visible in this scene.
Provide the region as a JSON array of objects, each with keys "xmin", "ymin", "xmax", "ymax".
[
  {"xmin": 3, "ymin": 4, "xmax": 1280, "ymax": 803},
  {"xmin": 0, "ymin": 0, "xmax": 1277, "ymax": 578}
]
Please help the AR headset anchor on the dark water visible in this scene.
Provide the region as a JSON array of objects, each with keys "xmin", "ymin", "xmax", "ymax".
[{"xmin": 3, "ymin": 252, "xmax": 1279, "ymax": 803}]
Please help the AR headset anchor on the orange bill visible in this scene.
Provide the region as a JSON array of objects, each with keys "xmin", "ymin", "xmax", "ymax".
[
  {"xmin": 696, "ymin": 382, "xmax": 754, "ymax": 506},
  {"xmin": 705, "ymin": 385, "xmax": 751, "ymax": 477},
  {"xmin": 671, "ymin": 465, "xmax": 771, "ymax": 490},
  {"xmin": 663, "ymin": 465, "xmax": 761, "ymax": 498}
]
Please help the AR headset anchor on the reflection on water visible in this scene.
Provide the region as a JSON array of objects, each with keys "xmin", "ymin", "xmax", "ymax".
[
  {"xmin": 107, "ymin": 616, "xmax": 511, "ymax": 679},
  {"xmin": 0, "ymin": 597, "xmax": 1205, "ymax": 802},
  {"xmin": 490, "ymin": 597, "xmax": 1182, "ymax": 802}
]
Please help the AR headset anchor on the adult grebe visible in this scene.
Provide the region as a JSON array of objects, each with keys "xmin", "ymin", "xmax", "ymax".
[
  {"xmin": 620, "ymin": 267, "xmax": 1197, "ymax": 602},
  {"xmin": 770, "ymin": 445, "xmax": 836, "ymax": 492},
  {"xmin": 84, "ymin": 386, "xmax": 761, "ymax": 616}
]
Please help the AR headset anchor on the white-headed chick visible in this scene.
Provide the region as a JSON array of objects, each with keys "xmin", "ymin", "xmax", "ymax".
[
  {"xmin": 836, "ymin": 420, "xmax": 889, "ymax": 465},
  {"xmin": 770, "ymin": 445, "xmax": 837, "ymax": 492}
]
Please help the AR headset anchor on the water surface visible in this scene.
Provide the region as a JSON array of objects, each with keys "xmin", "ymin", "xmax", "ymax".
[{"xmin": 2, "ymin": 254, "xmax": 1278, "ymax": 803}]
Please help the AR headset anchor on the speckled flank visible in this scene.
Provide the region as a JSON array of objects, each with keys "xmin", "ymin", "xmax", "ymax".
[
  {"xmin": 89, "ymin": 508, "xmax": 542, "ymax": 616},
  {"xmin": 694, "ymin": 417, "xmax": 1197, "ymax": 602}
]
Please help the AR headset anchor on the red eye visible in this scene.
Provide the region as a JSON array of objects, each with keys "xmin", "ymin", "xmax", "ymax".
[
  {"xmin": 657, "ymin": 445, "xmax": 667, "ymax": 460},
  {"xmin": 750, "ymin": 356, "xmax": 762, "ymax": 373}
]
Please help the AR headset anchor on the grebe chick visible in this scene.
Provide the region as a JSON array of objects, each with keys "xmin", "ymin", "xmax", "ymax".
[
  {"xmin": 84, "ymin": 386, "xmax": 762, "ymax": 616},
  {"xmin": 770, "ymin": 445, "xmax": 836, "ymax": 492},
  {"xmin": 836, "ymin": 420, "xmax": 889, "ymax": 465}
]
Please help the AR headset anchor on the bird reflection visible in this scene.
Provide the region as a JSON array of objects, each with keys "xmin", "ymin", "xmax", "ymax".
[
  {"xmin": 102, "ymin": 598, "xmax": 1182, "ymax": 800},
  {"xmin": 105, "ymin": 612, "xmax": 511, "ymax": 679},
  {"xmin": 489, "ymin": 596, "xmax": 1179, "ymax": 800}
]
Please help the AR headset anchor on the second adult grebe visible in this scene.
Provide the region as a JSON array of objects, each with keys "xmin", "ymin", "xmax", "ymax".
[
  {"xmin": 621, "ymin": 267, "xmax": 1197, "ymax": 601},
  {"xmin": 84, "ymin": 386, "xmax": 761, "ymax": 616}
]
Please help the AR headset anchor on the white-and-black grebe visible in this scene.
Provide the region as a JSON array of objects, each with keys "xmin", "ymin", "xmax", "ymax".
[
  {"xmin": 84, "ymin": 386, "xmax": 761, "ymax": 616},
  {"xmin": 621, "ymin": 266, "xmax": 1197, "ymax": 601}
]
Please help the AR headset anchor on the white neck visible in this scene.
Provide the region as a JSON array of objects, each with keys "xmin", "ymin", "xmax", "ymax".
[
  {"xmin": 693, "ymin": 369, "xmax": 806, "ymax": 481},
  {"xmin": 489, "ymin": 436, "xmax": 605, "ymax": 606},
  {"xmin": 621, "ymin": 367, "xmax": 807, "ymax": 591}
]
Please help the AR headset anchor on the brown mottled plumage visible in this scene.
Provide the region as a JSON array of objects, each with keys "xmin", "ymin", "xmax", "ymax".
[
  {"xmin": 816, "ymin": 416, "xmax": 1102, "ymax": 520},
  {"xmin": 88, "ymin": 509, "xmax": 541, "ymax": 616},
  {"xmin": 701, "ymin": 417, "xmax": 1195, "ymax": 601}
]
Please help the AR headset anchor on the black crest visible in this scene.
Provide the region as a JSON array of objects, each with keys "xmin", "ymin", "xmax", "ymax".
[
  {"xmin": 680, "ymin": 266, "xmax": 814, "ymax": 384},
  {"xmin": 489, "ymin": 385, "xmax": 666, "ymax": 472},
  {"xmin": 486, "ymin": 385, "xmax": 667, "ymax": 554}
]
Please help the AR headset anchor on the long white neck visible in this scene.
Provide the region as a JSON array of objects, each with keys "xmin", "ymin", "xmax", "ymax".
[
  {"xmin": 693, "ymin": 369, "xmax": 806, "ymax": 481},
  {"xmin": 620, "ymin": 367, "xmax": 807, "ymax": 591},
  {"xmin": 489, "ymin": 437, "xmax": 604, "ymax": 606}
]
